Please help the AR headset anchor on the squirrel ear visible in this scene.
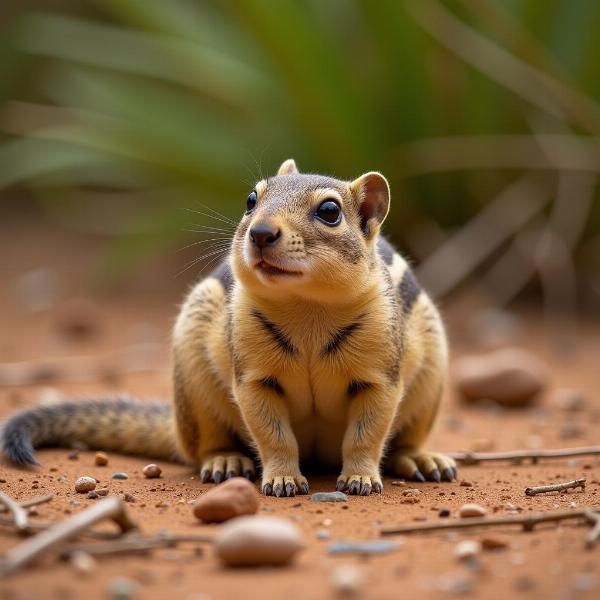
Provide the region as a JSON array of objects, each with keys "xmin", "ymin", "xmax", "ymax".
[
  {"xmin": 350, "ymin": 172, "xmax": 390, "ymax": 238},
  {"xmin": 277, "ymin": 158, "xmax": 299, "ymax": 176}
]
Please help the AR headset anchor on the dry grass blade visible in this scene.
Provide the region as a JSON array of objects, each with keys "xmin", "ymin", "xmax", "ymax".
[
  {"xmin": 407, "ymin": 1, "xmax": 600, "ymax": 135},
  {"xmin": 393, "ymin": 134, "xmax": 600, "ymax": 177},
  {"xmin": 415, "ymin": 173, "xmax": 549, "ymax": 299}
]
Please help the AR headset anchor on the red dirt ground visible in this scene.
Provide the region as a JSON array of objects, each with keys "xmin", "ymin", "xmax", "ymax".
[{"xmin": 0, "ymin": 219, "xmax": 598, "ymax": 600}]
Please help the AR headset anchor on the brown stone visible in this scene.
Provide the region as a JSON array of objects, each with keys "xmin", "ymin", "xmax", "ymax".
[
  {"xmin": 453, "ymin": 348, "xmax": 547, "ymax": 407},
  {"xmin": 193, "ymin": 477, "xmax": 259, "ymax": 523}
]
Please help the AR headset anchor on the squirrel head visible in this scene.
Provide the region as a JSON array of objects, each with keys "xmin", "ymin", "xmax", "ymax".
[{"xmin": 231, "ymin": 159, "xmax": 390, "ymax": 302}]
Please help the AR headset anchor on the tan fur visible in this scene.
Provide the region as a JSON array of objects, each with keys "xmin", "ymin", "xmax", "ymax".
[{"xmin": 172, "ymin": 160, "xmax": 454, "ymax": 495}]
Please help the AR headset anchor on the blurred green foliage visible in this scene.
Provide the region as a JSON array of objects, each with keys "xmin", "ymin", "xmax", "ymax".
[{"xmin": 1, "ymin": 0, "xmax": 599, "ymax": 275}]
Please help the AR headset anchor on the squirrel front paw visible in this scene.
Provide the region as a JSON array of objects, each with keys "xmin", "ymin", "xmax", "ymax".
[
  {"xmin": 199, "ymin": 451, "xmax": 256, "ymax": 483},
  {"xmin": 261, "ymin": 473, "xmax": 309, "ymax": 497},
  {"xmin": 336, "ymin": 472, "xmax": 383, "ymax": 496}
]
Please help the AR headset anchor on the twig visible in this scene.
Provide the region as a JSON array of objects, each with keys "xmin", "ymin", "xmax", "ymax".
[
  {"xmin": 449, "ymin": 446, "xmax": 600, "ymax": 465},
  {"xmin": 381, "ymin": 507, "xmax": 600, "ymax": 536},
  {"xmin": 525, "ymin": 479, "xmax": 586, "ymax": 497},
  {"xmin": 0, "ymin": 515, "xmax": 123, "ymax": 539},
  {"xmin": 60, "ymin": 531, "xmax": 213, "ymax": 558},
  {"xmin": 0, "ymin": 497, "xmax": 137, "ymax": 577},
  {"xmin": 585, "ymin": 511, "xmax": 600, "ymax": 549},
  {"xmin": 0, "ymin": 492, "xmax": 29, "ymax": 534},
  {"xmin": 0, "ymin": 494, "xmax": 54, "ymax": 515}
]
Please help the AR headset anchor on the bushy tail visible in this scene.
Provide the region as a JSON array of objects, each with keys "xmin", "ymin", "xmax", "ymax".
[{"xmin": 1, "ymin": 398, "xmax": 179, "ymax": 466}]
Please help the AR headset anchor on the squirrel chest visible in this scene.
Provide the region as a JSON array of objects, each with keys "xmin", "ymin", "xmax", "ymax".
[{"xmin": 227, "ymin": 284, "xmax": 401, "ymax": 462}]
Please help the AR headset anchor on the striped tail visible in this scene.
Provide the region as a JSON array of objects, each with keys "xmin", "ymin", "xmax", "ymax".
[{"xmin": 1, "ymin": 398, "xmax": 179, "ymax": 466}]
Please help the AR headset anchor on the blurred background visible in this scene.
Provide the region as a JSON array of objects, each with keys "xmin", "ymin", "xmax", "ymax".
[{"xmin": 1, "ymin": 0, "xmax": 599, "ymax": 366}]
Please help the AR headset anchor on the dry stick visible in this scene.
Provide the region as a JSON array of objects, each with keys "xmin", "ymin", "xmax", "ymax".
[
  {"xmin": 60, "ymin": 531, "xmax": 214, "ymax": 558},
  {"xmin": 0, "ymin": 494, "xmax": 54, "ymax": 515},
  {"xmin": 0, "ymin": 515, "xmax": 123, "ymax": 539},
  {"xmin": 584, "ymin": 511, "xmax": 600, "ymax": 549},
  {"xmin": 0, "ymin": 497, "xmax": 137, "ymax": 577},
  {"xmin": 381, "ymin": 507, "xmax": 600, "ymax": 536},
  {"xmin": 449, "ymin": 446, "xmax": 600, "ymax": 465},
  {"xmin": 0, "ymin": 492, "xmax": 29, "ymax": 534},
  {"xmin": 525, "ymin": 479, "xmax": 586, "ymax": 497}
]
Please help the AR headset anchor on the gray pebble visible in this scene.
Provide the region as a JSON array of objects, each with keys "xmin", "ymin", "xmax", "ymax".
[
  {"xmin": 316, "ymin": 529, "xmax": 330, "ymax": 540},
  {"xmin": 310, "ymin": 491, "xmax": 347, "ymax": 503},
  {"xmin": 328, "ymin": 540, "xmax": 400, "ymax": 555},
  {"xmin": 573, "ymin": 574, "xmax": 597, "ymax": 592},
  {"xmin": 112, "ymin": 473, "xmax": 129, "ymax": 480},
  {"xmin": 108, "ymin": 577, "xmax": 138, "ymax": 599}
]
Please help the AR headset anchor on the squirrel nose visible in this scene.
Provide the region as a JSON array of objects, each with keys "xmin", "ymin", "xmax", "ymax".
[{"xmin": 250, "ymin": 223, "xmax": 281, "ymax": 248}]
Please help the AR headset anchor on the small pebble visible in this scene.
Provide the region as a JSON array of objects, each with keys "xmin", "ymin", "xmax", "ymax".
[
  {"xmin": 87, "ymin": 491, "xmax": 98, "ymax": 500},
  {"xmin": 94, "ymin": 452, "xmax": 109, "ymax": 466},
  {"xmin": 553, "ymin": 389, "xmax": 586, "ymax": 412},
  {"xmin": 331, "ymin": 564, "xmax": 364, "ymax": 597},
  {"xmin": 142, "ymin": 464, "xmax": 162, "ymax": 479},
  {"xmin": 572, "ymin": 573, "xmax": 597, "ymax": 592},
  {"xmin": 193, "ymin": 478, "xmax": 258, "ymax": 523},
  {"xmin": 391, "ymin": 480, "xmax": 407, "ymax": 486},
  {"xmin": 459, "ymin": 503, "xmax": 486, "ymax": 518},
  {"xmin": 480, "ymin": 535, "xmax": 509, "ymax": 550},
  {"xmin": 310, "ymin": 491, "xmax": 348, "ymax": 503},
  {"xmin": 96, "ymin": 488, "xmax": 109, "ymax": 497},
  {"xmin": 215, "ymin": 516, "xmax": 304, "ymax": 567},
  {"xmin": 124, "ymin": 493, "xmax": 136, "ymax": 503},
  {"xmin": 439, "ymin": 509, "xmax": 451, "ymax": 518},
  {"xmin": 107, "ymin": 577, "xmax": 138, "ymax": 599},
  {"xmin": 317, "ymin": 529, "xmax": 330, "ymax": 540},
  {"xmin": 459, "ymin": 481, "xmax": 473, "ymax": 487},
  {"xmin": 37, "ymin": 387, "xmax": 63, "ymax": 406},
  {"xmin": 55, "ymin": 297, "xmax": 101, "ymax": 340},
  {"xmin": 70, "ymin": 550, "xmax": 96, "ymax": 576},
  {"xmin": 74, "ymin": 476, "xmax": 97, "ymax": 493},
  {"xmin": 112, "ymin": 473, "xmax": 129, "ymax": 480},
  {"xmin": 328, "ymin": 540, "xmax": 400, "ymax": 556},
  {"xmin": 68, "ymin": 451, "xmax": 79, "ymax": 461},
  {"xmin": 455, "ymin": 540, "xmax": 482, "ymax": 561}
]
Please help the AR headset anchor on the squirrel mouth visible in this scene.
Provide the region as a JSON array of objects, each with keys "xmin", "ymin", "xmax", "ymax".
[{"xmin": 255, "ymin": 260, "xmax": 302, "ymax": 277}]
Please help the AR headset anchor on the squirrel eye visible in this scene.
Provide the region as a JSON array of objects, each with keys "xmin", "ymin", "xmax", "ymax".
[
  {"xmin": 315, "ymin": 199, "xmax": 341, "ymax": 226},
  {"xmin": 246, "ymin": 191, "xmax": 257, "ymax": 213}
]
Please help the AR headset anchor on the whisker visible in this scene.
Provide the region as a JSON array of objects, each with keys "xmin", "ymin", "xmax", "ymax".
[
  {"xmin": 185, "ymin": 224, "xmax": 235, "ymax": 233},
  {"xmin": 191, "ymin": 202, "xmax": 238, "ymax": 226},
  {"xmin": 182, "ymin": 207, "xmax": 237, "ymax": 228},
  {"xmin": 176, "ymin": 238, "xmax": 232, "ymax": 253},
  {"xmin": 175, "ymin": 246, "xmax": 229, "ymax": 279}
]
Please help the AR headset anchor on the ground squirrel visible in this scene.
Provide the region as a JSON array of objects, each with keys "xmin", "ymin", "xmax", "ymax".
[{"xmin": 2, "ymin": 159, "xmax": 455, "ymax": 496}]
